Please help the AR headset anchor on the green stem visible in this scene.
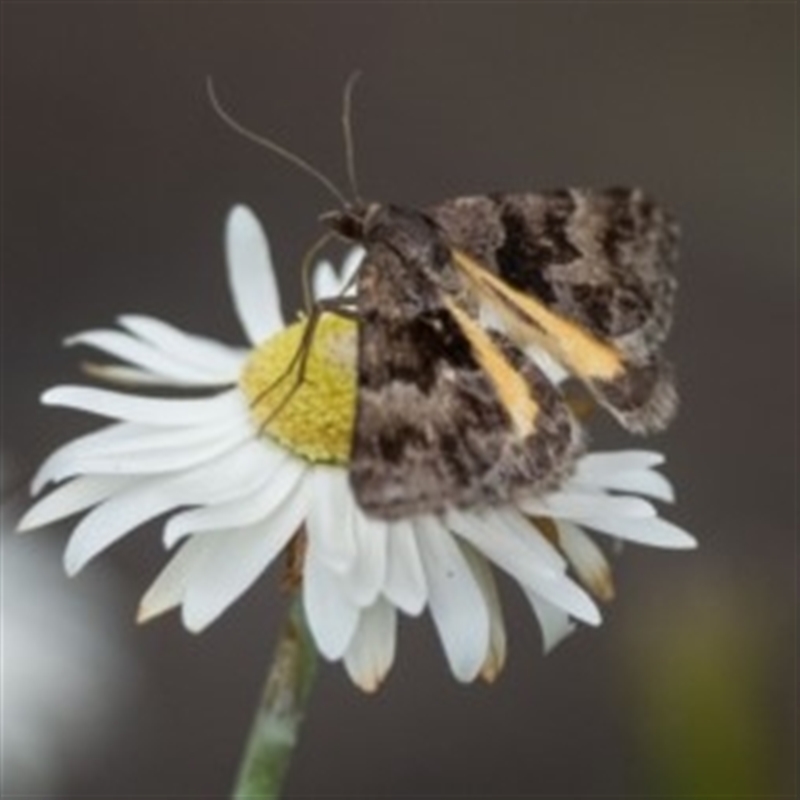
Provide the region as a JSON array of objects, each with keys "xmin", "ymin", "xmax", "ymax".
[{"xmin": 232, "ymin": 596, "xmax": 318, "ymax": 799}]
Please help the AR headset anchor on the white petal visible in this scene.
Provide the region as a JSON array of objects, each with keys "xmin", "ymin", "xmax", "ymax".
[
  {"xmin": 303, "ymin": 551, "xmax": 360, "ymax": 660},
  {"xmin": 225, "ymin": 205, "xmax": 283, "ymax": 344},
  {"xmin": 304, "ymin": 466, "xmax": 357, "ymax": 573},
  {"xmin": 183, "ymin": 441, "xmax": 289, "ymax": 505},
  {"xmin": 32, "ymin": 423, "xmax": 147, "ymax": 493},
  {"xmin": 471, "ymin": 506, "xmax": 566, "ymax": 572},
  {"xmin": 65, "ymin": 330, "xmax": 230, "ymax": 386},
  {"xmin": 137, "ymin": 535, "xmax": 215, "ymax": 623},
  {"xmin": 80, "ymin": 363, "xmax": 193, "ymax": 387},
  {"xmin": 45, "ymin": 426, "xmax": 250, "ymax": 482},
  {"xmin": 344, "ymin": 507, "xmax": 388, "ymax": 607},
  {"xmin": 63, "ymin": 441, "xmax": 281, "ymax": 574},
  {"xmin": 343, "ymin": 600, "xmax": 397, "ymax": 692},
  {"xmin": 461, "ymin": 545, "xmax": 506, "ymax": 683},
  {"xmin": 448, "ymin": 508, "xmax": 600, "ymax": 625},
  {"xmin": 86, "ymin": 416, "xmax": 246, "ymax": 456},
  {"xmin": 181, "ymin": 481, "xmax": 308, "ymax": 632},
  {"xmin": 64, "ymin": 479, "xmax": 177, "ymax": 576},
  {"xmin": 517, "ymin": 490, "xmax": 657, "ymax": 521},
  {"xmin": 556, "ymin": 521, "xmax": 615, "ymax": 602},
  {"xmin": 447, "ymin": 507, "xmax": 562, "ymax": 581},
  {"xmin": 18, "ymin": 476, "xmax": 134, "ymax": 531},
  {"xmin": 415, "ymin": 517, "xmax": 489, "ymax": 683},
  {"xmin": 42, "ymin": 386, "xmax": 244, "ymax": 426},
  {"xmin": 337, "ymin": 247, "xmax": 364, "ymax": 296},
  {"xmin": 118, "ymin": 314, "xmax": 246, "ymax": 377},
  {"xmin": 382, "ymin": 519, "xmax": 427, "ymax": 615},
  {"xmin": 573, "ymin": 467, "xmax": 675, "ymax": 503},
  {"xmin": 578, "ymin": 514, "xmax": 697, "ymax": 549},
  {"xmin": 525, "ymin": 571, "xmax": 601, "ymax": 626},
  {"xmin": 525, "ymin": 592, "xmax": 577, "ymax": 653},
  {"xmin": 312, "ymin": 259, "xmax": 340, "ymax": 301},
  {"xmin": 575, "ymin": 450, "xmax": 665, "ymax": 479},
  {"xmin": 32, "ymin": 417, "xmax": 248, "ymax": 493},
  {"xmin": 163, "ymin": 453, "xmax": 303, "ymax": 547}
]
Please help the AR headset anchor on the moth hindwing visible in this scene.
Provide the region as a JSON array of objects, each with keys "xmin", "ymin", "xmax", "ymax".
[{"xmin": 322, "ymin": 188, "xmax": 678, "ymax": 519}]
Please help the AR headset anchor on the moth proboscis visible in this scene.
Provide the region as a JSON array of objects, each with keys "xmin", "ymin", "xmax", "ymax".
[{"xmin": 208, "ymin": 76, "xmax": 679, "ymax": 521}]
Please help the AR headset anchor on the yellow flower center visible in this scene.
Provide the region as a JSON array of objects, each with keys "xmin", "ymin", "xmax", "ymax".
[{"xmin": 239, "ymin": 314, "xmax": 357, "ymax": 464}]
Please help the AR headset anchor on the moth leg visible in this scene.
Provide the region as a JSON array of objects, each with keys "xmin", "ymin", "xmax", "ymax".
[{"xmin": 252, "ymin": 296, "xmax": 358, "ymax": 429}]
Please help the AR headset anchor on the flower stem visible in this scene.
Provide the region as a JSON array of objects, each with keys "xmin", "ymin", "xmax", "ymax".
[{"xmin": 232, "ymin": 595, "xmax": 318, "ymax": 799}]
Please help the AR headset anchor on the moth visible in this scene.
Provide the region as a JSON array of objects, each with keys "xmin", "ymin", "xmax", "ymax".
[{"xmin": 209, "ymin": 78, "xmax": 679, "ymax": 520}]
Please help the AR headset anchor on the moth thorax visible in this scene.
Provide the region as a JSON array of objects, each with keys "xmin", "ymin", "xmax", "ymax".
[{"xmin": 365, "ymin": 205, "xmax": 451, "ymax": 267}]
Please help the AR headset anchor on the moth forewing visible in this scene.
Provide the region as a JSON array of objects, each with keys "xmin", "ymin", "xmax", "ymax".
[{"xmin": 348, "ymin": 216, "xmax": 582, "ymax": 520}]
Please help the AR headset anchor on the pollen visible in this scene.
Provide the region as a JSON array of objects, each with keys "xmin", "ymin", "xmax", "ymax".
[{"xmin": 239, "ymin": 314, "xmax": 357, "ymax": 464}]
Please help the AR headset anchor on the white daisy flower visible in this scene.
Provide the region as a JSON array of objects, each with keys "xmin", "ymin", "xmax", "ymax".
[{"xmin": 20, "ymin": 205, "xmax": 695, "ymax": 692}]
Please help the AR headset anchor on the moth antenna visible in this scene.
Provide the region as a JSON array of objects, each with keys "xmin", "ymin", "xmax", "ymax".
[
  {"xmin": 342, "ymin": 70, "xmax": 363, "ymax": 205},
  {"xmin": 206, "ymin": 76, "xmax": 349, "ymax": 208}
]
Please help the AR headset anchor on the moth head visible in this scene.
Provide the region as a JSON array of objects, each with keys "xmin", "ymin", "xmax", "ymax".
[{"xmin": 319, "ymin": 203, "xmax": 380, "ymax": 243}]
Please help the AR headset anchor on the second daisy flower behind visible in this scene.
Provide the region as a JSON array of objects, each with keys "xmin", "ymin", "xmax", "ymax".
[{"xmin": 21, "ymin": 205, "xmax": 695, "ymax": 691}]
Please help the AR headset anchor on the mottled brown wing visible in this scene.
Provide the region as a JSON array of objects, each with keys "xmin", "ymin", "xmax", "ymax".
[
  {"xmin": 429, "ymin": 188, "xmax": 679, "ymax": 432},
  {"xmin": 350, "ymin": 240, "xmax": 582, "ymax": 520}
]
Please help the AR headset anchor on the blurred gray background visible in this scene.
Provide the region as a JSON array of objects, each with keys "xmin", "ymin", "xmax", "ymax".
[{"xmin": 2, "ymin": 3, "xmax": 795, "ymax": 798}]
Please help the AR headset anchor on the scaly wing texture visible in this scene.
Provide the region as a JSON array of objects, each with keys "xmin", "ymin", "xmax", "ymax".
[
  {"xmin": 430, "ymin": 188, "xmax": 679, "ymax": 432},
  {"xmin": 350, "ymin": 240, "xmax": 581, "ymax": 519}
]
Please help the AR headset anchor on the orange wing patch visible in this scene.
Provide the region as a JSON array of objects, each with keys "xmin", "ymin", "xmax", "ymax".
[
  {"xmin": 451, "ymin": 249, "xmax": 625, "ymax": 383},
  {"xmin": 442, "ymin": 296, "xmax": 539, "ymax": 438}
]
